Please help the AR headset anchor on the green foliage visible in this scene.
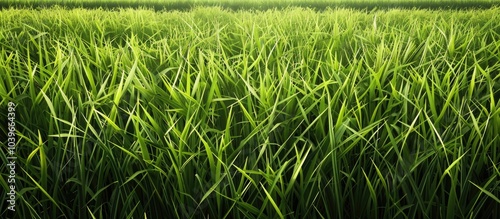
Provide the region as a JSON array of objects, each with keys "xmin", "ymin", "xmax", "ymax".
[
  {"xmin": 1, "ymin": 0, "xmax": 500, "ymax": 10},
  {"xmin": 1, "ymin": 5, "xmax": 500, "ymax": 218}
]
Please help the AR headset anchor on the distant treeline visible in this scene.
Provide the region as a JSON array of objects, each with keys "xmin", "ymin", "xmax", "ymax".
[{"xmin": 1, "ymin": 0, "xmax": 499, "ymax": 10}]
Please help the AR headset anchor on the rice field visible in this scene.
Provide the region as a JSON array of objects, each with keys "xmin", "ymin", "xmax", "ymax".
[
  {"xmin": 1, "ymin": 1, "xmax": 500, "ymax": 219},
  {"xmin": 1, "ymin": 0, "xmax": 500, "ymax": 10}
]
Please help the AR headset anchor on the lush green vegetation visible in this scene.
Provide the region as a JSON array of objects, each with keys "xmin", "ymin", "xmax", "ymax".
[
  {"xmin": 1, "ymin": 0, "xmax": 500, "ymax": 10},
  {"xmin": 1, "ymin": 5, "xmax": 500, "ymax": 219}
]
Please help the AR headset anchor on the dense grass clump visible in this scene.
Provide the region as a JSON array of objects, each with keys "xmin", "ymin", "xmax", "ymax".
[{"xmin": 1, "ymin": 6, "xmax": 500, "ymax": 219}]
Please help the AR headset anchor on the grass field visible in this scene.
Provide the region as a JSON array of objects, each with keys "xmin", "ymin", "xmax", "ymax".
[
  {"xmin": 1, "ymin": 0, "xmax": 500, "ymax": 10},
  {"xmin": 1, "ymin": 2, "xmax": 500, "ymax": 219}
]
